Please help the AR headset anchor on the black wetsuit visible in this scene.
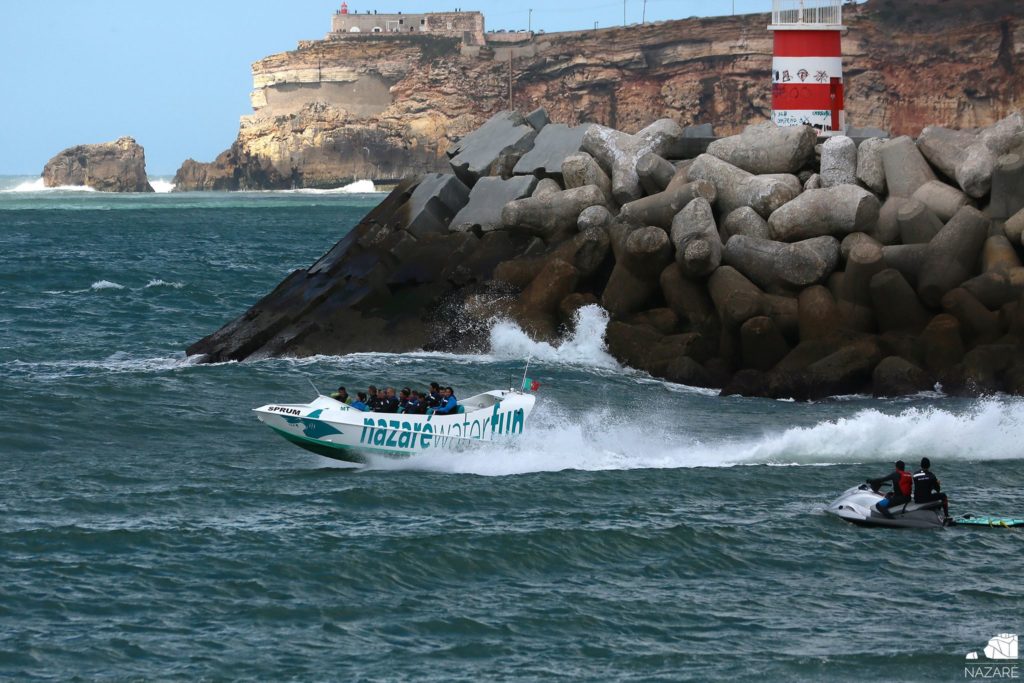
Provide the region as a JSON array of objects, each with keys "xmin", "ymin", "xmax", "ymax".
[
  {"xmin": 368, "ymin": 395, "xmax": 385, "ymax": 412},
  {"xmin": 380, "ymin": 396, "xmax": 400, "ymax": 414},
  {"xmin": 913, "ymin": 469, "xmax": 948, "ymax": 511}
]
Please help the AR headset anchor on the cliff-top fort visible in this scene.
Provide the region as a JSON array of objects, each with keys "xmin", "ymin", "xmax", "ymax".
[{"xmin": 328, "ymin": 4, "xmax": 487, "ymax": 45}]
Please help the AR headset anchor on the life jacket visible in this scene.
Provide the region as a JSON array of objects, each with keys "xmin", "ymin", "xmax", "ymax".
[{"xmin": 897, "ymin": 470, "xmax": 913, "ymax": 497}]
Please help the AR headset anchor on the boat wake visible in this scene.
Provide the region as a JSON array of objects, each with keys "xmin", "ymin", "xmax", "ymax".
[{"xmin": 364, "ymin": 399, "xmax": 1024, "ymax": 475}]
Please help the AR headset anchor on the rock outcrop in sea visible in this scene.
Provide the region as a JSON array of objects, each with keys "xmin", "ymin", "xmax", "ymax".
[
  {"xmin": 42, "ymin": 137, "xmax": 154, "ymax": 193},
  {"xmin": 188, "ymin": 109, "xmax": 1024, "ymax": 399},
  {"xmin": 172, "ymin": 0, "xmax": 1023, "ymax": 191}
]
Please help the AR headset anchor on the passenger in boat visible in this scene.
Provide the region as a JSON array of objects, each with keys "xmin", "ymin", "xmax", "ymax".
[
  {"xmin": 380, "ymin": 387, "xmax": 400, "ymax": 413},
  {"xmin": 398, "ymin": 388, "xmax": 412, "ymax": 412},
  {"xmin": 433, "ymin": 386, "xmax": 459, "ymax": 415},
  {"xmin": 913, "ymin": 457, "xmax": 950, "ymax": 518},
  {"xmin": 405, "ymin": 390, "xmax": 424, "ymax": 414},
  {"xmin": 427, "ymin": 382, "xmax": 443, "ymax": 409},
  {"xmin": 330, "ymin": 386, "xmax": 353, "ymax": 405},
  {"xmin": 367, "ymin": 386, "xmax": 384, "ymax": 412},
  {"xmin": 352, "ymin": 392, "xmax": 371, "ymax": 411}
]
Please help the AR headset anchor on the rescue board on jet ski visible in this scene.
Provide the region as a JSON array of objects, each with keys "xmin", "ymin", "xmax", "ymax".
[{"xmin": 951, "ymin": 515, "xmax": 1024, "ymax": 528}]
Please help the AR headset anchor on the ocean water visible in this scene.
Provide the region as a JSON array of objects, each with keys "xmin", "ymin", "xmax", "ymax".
[{"xmin": 1, "ymin": 179, "xmax": 1022, "ymax": 681}]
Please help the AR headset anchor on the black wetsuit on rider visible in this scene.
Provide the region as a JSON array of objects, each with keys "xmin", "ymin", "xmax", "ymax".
[{"xmin": 913, "ymin": 457, "xmax": 949, "ymax": 517}]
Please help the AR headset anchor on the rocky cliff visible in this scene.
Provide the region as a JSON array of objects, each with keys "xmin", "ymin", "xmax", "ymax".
[
  {"xmin": 43, "ymin": 137, "xmax": 154, "ymax": 193},
  {"xmin": 174, "ymin": 0, "xmax": 1023, "ymax": 191}
]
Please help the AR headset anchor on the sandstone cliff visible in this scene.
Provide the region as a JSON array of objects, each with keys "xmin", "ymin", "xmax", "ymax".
[
  {"xmin": 174, "ymin": 0, "xmax": 1024, "ymax": 191},
  {"xmin": 44, "ymin": 137, "xmax": 153, "ymax": 193}
]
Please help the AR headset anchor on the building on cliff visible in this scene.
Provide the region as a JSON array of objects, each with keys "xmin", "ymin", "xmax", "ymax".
[{"xmin": 329, "ymin": 4, "xmax": 486, "ymax": 46}]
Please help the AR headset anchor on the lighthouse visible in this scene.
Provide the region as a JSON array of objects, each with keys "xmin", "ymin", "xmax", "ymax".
[{"xmin": 768, "ymin": 0, "xmax": 846, "ymax": 136}]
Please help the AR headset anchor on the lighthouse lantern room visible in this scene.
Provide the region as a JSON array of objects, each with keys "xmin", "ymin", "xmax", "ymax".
[{"xmin": 768, "ymin": 0, "xmax": 846, "ymax": 136}]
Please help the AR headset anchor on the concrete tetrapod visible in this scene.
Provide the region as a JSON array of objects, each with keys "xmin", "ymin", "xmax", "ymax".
[
  {"xmin": 820, "ymin": 136, "xmax": 857, "ymax": 188},
  {"xmin": 910, "ymin": 180, "xmax": 972, "ymax": 223},
  {"xmin": 688, "ymin": 154, "xmax": 799, "ymax": 219},
  {"xmin": 869, "ymin": 268, "xmax": 931, "ymax": 333},
  {"xmin": 941, "ymin": 288, "xmax": 1001, "ymax": 345},
  {"xmin": 896, "ymin": 199, "xmax": 943, "ymax": 245},
  {"xmin": 767, "ymin": 185, "xmax": 880, "ymax": 242},
  {"xmin": 798, "ymin": 285, "xmax": 842, "ymax": 341},
  {"xmin": 879, "ymin": 135, "xmax": 937, "ymax": 198},
  {"xmin": 955, "ymin": 112, "xmax": 1024, "ymax": 199},
  {"xmin": 619, "ymin": 179, "xmax": 716, "ymax": 229},
  {"xmin": 723, "ymin": 234, "xmax": 839, "ymax": 293},
  {"xmin": 741, "ymin": 316, "xmax": 791, "ymax": 372},
  {"xmin": 917, "ymin": 206, "xmax": 990, "ymax": 307},
  {"xmin": 989, "ymin": 153, "xmax": 1024, "ymax": 220},
  {"xmin": 708, "ymin": 265, "xmax": 797, "ymax": 336},
  {"xmin": 670, "ymin": 197, "xmax": 722, "ymax": 278},
  {"xmin": 838, "ymin": 242, "xmax": 887, "ymax": 332},
  {"xmin": 856, "ymin": 137, "xmax": 887, "ymax": 195},
  {"xmin": 636, "ymin": 152, "xmax": 678, "ymax": 196},
  {"xmin": 601, "ymin": 226, "xmax": 674, "ymax": 318},
  {"xmin": 659, "ymin": 263, "xmax": 715, "ymax": 328},
  {"xmin": 874, "ymin": 196, "xmax": 910, "ymax": 245},
  {"xmin": 562, "ymin": 153, "xmax": 614, "ymax": 206},
  {"xmin": 706, "ymin": 121, "xmax": 816, "ymax": 174},
  {"xmin": 501, "ymin": 184, "xmax": 607, "ymax": 243},
  {"xmin": 722, "ymin": 207, "xmax": 771, "ymax": 241},
  {"xmin": 582, "ymin": 119, "xmax": 684, "ymax": 205}
]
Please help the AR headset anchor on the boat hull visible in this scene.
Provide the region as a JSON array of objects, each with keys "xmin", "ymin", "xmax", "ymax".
[{"xmin": 254, "ymin": 390, "xmax": 535, "ymax": 464}]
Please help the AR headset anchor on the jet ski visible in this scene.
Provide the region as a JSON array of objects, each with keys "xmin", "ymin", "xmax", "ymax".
[{"xmin": 825, "ymin": 483, "xmax": 949, "ymax": 529}]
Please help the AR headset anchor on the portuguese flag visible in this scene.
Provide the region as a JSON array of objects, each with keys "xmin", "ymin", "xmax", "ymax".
[{"xmin": 522, "ymin": 377, "xmax": 541, "ymax": 392}]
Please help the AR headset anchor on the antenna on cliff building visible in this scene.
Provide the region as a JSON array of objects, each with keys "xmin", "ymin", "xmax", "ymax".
[{"xmin": 642, "ymin": 0, "xmax": 646, "ymax": 24}]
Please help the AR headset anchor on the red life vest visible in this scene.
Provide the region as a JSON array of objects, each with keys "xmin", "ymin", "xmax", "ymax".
[{"xmin": 897, "ymin": 470, "xmax": 913, "ymax": 497}]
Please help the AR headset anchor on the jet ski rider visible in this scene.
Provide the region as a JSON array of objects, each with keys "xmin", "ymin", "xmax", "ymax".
[
  {"xmin": 913, "ymin": 457, "xmax": 950, "ymax": 519},
  {"xmin": 867, "ymin": 460, "xmax": 913, "ymax": 519}
]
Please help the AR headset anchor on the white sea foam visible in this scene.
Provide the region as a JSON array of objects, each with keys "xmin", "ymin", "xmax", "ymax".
[
  {"xmin": 149, "ymin": 179, "xmax": 175, "ymax": 193},
  {"xmin": 367, "ymin": 399, "xmax": 1024, "ymax": 476},
  {"xmin": 1, "ymin": 177, "xmax": 97, "ymax": 193},
  {"xmin": 487, "ymin": 305, "xmax": 620, "ymax": 369},
  {"xmin": 2, "ymin": 352, "xmax": 207, "ymax": 380},
  {"xmin": 90, "ymin": 280, "xmax": 125, "ymax": 291},
  {"xmin": 283, "ymin": 179, "xmax": 380, "ymax": 194},
  {"xmin": 144, "ymin": 279, "xmax": 184, "ymax": 289}
]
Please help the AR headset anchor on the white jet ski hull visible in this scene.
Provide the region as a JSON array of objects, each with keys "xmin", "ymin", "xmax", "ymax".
[
  {"xmin": 826, "ymin": 484, "xmax": 947, "ymax": 529},
  {"xmin": 254, "ymin": 389, "xmax": 535, "ymax": 464}
]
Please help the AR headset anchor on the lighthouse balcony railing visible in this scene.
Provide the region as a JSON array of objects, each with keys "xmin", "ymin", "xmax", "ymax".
[{"xmin": 771, "ymin": 0, "xmax": 843, "ymax": 27}]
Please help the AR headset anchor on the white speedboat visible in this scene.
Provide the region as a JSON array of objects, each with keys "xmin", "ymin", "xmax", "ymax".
[{"xmin": 254, "ymin": 389, "xmax": 536, "ymax": 464}]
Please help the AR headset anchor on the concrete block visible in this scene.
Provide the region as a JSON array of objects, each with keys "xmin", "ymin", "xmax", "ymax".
[
  {"xmin": 879, "ymin": 135, "xmax": 936, "ymax": 198},
  {"xmin": 706, "ymin": 121, "xmax": 816, "ymax": 174},
  {"xmin": 582, "ymin": 119, "xmax": 684, "ymax": 204},
  {"xmin": 449, "ymin": 175, "xmax": 538, "ymax": 234},
  {"xmin": 768, "ymin": 185, "xmax": 880, "ymax": 242},
  {"xmin": 820, "ymin": 135, "xmax": 858, "ymax": 188},
  {"xmin": 670, "ymin": 197, "xmax": 722, "ymax": 277},
  {"xmin": 856, "ymin": 137, "xmax": 887, "ymax": 195},
  {"xmin": 449, "ymin": 111, "xmax": 538, "ymax": 186},
  {"xmin": 688, "ymin": 153, "xmax": 799, "ymax": 218},
  {"xmin": 513, "ymin": 123, "xmax": 593, "ymax": 179}
]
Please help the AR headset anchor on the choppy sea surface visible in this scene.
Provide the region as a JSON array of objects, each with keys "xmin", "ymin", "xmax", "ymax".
[{"xmin": 1, "ymin": 176, "xmax": 1022, "ymax": 681}]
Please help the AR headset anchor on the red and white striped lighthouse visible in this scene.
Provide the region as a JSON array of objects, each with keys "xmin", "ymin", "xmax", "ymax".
[{"xmin": 769, "ymin": 0, "xmax": 846, "ymax": 136}]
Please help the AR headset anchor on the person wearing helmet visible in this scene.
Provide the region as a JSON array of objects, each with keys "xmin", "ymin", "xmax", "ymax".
[
  {"xmin": 867, "ymin": 460, "xmax": 914, "ymax": 519},
  {"xmin": 913, "ymin": 457, "xmax": 950, "ymax": 519}
]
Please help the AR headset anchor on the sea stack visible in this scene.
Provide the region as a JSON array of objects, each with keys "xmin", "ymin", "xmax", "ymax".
[{"xmin": 42, "ymin": 137, "xmax": 154, "ymax": 192}]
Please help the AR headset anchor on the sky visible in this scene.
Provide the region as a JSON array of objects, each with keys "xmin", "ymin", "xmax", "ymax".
[{"xmin": 0, "ymin": 0, "xmax": 775, "ymax": 175}]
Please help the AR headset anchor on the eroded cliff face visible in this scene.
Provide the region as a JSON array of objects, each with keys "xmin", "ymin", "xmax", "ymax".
[{"xmin": 174, "ymin": 0, "xmax": 1024, "ymax": 191}]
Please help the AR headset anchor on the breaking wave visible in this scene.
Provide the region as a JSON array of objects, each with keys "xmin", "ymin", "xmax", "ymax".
[
  {"xmin": 282, "ymin": 179, "xmax": 380, "ymax": 194},
  {"xmin": 487, "ymin": 305, "xmax": 620, "ymax": 368},
  {"xmin": 144, "ymin": 279, "xmax": 184, "ymax": 289},
  {"xmin": 90, "ymin": 280, "xmax": 125, "ymax": 291},
  {"xmin": 149, "ymin": 179, "xmax": 175, "ymax": 193},
  {"xmin": 1, "ymin": 178, "xmax": 97, "ymax": 193}
]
